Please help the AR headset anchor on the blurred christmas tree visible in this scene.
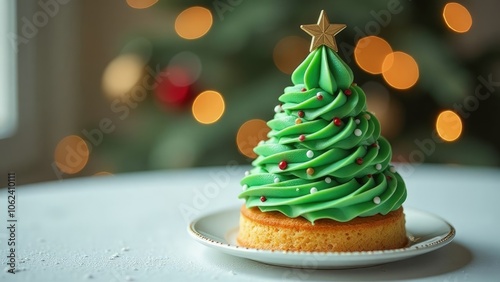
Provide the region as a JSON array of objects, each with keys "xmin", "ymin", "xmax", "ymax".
[{"xmin": 96, "ymin": 0, "xmax": 500, "ymax": 174}]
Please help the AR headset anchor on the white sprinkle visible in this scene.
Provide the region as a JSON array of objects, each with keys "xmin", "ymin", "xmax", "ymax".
[
  {"xmin": 121, "ymin": 247, "xmax": 130, "ymax": 252},
  {"xmin": 244, "ymin": 171, "xmax": 250, "ymax": 176},
  {"xmin": 354, "ymin": 129, "xmax": 362, "ymax": 136},
  {"xmin": 390, "ymin": 166, "xmax": 396, "ymax": 173},
  {"xmin": 274, "ymin": 105, "xmax": 282, "ymax": 113},
  {"xmin": 242, "ymin": 184, "xmax": 248, "ymax": 191},
  {"xmin": 365, "ymin": 113, "xmax": 371, "ymax": 120},
  {"xmin": 373, "ymin": 197, "xmax": 381, "ymax": 205},
  {"xmin": 375, "ymin": 164, "xmax": 382, "ymax": 170},
  {"xmin": 310, "ymin": 187, "xmax": 318, "ymax": 194},
  {"xmin": 306, "ymin": 150, "xmax": 314, "ymax": 158},
  {"xmin": 274, "ymin": 178, "xmax": 280, "ymax": 183},
  {"xmin": 296, "ymin": 188, "xmax": 300, "ymax": 192},
  {"xmin": 355, "ymin": 119, "xmax": 360, "ymax": 124},
  {"xmin": 325, "ymin": 177, "xmax": 332, "ymax": 184}
]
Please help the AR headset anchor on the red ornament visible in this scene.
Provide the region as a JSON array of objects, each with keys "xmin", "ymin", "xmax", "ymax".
[
  {"xmin": 344, "ymin": 89, "xmax": 352, "ymax": 96},
  {"xmin": 298, "ymin": 110, "xmax": 305, "ymax": 118},
  {"xmin": 356, "ymin": 157, "xmax": 363, "ymax": 165},
  {"xmin": 386, "ymin": 175, "xmax": 392, "ymax": 181},
  {"xmin": 316, "ymin": 94, "xmax": 323, "ymax": 100},
  {"xmin": 301, "ymin": 88, "xmax": 307, "ymax": 92},
  {"xmin": 367, "ymin": 174, "xmax": 372, "ymax": 178},
  {"xmin": 299, "ymin": 134, "xmax": 306, "ymax": 141},
  {"xmin": 371, "ymin": 143, "xmax": 379, "ymax": 148},
  {"xmin": 333, "ymin": 117, "xmax": 342, "ymax": 126},
  {"xmin": 278, "ymin": 161, "xmax": 288, "ymax": 170},
  {"xmin": 260, "ymin": 196, "xmax": 267, "ymax": 202}
]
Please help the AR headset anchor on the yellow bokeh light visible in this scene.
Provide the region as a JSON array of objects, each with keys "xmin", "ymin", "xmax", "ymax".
[
  {"xmin": 192, "ymin": 90, "xmax": 225, "ymax": 124},
  {"xmin": 273, "ymin": 36, "xmax": 309, "ymax": 74},
  {"xmin": 175, "ymin": 7, "xmax": 213, "ymax": 40},
  {"xmin": 436, "ymin": 110, "xmax": 463, "ymax": 142},
  {"xmin": 355, "ymin": 36, "xmax": 394, "ymax": 74},
  {"xmin": 54, "ymin": 135, "xmax": 89, "ymax": 174},
  {"xmin": 237, "ymin": 119, "xmax": 270, "ymax": 158},
  {"xmin": 443, "ymin": 3, "xmax": 472, "ymax": 33},
  {"xmin": 102, "ymin": 54, "xmax": 143, "ymax": 98},
  {"xmin": 382, "ymin": 51, "xmax": 419, "ymax": 90},
  {"xmin": 126, "ymin": 0, "xmax": 158, "ymax": 9}
]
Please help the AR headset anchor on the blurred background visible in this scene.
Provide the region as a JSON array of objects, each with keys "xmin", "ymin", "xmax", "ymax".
[{"xmin": 1, "ymin": 0, "xmax": 499, "ymax": 185}]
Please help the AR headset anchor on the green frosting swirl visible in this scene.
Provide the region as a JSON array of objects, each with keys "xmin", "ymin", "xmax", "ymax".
[{"xmin": 239, "ymin": 46, "xmax": 407, "ymax": 223}]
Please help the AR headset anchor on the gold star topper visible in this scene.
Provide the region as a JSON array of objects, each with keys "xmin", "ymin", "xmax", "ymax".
[{"xmin": 301, "ymin": 10, "xmax": 347, "ymax": 52}]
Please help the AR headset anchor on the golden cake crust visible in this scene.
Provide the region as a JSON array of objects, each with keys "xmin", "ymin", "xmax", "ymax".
[{"xmin": 237, "ymin": 205, "xmax": 407, "ymax": 252}]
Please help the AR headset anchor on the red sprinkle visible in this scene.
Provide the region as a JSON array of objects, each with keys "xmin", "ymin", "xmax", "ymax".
[
  {"xmin": 344, "ymin": 89, "xmax": 352, "ymax": 96},
  {"xmin": 386, "ymin": 175, "xmax": 392, "ymax": 181},
  {"xmin": 298, "ymin": 110, "xmax": 305, "ymax": 118},
  {"xmin": 299, "ymin": 134, "xmax": 306, "ymax": 141},
  {"xmin": 316, "ymin": 94, "xmax": 323, "ymax": 100},
  {"xmin": 278, "ymin": 161, "xmax": 288, "ymax": 170},
  {"xmin": 333, "ymin": 117, "xmax": 342, "ymax": 126},
  {"xmin": 356, "ymin": 157, "xmax": 363, "ymax": 165},
  {"xmin": 260, "ymin": 196, "xmax": 267, "ymax": 202},
  {"xmin": 301, "ymin": 88, "xmax": 307, "ymax": 92},
  {"xmin": 367, "ymin": 174, "xmax": 372, "ymax": 178}
]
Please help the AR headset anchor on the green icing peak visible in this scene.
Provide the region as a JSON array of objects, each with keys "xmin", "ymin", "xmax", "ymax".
[
  {"xmin": 239, "ymin": 43, "xmax": 407, "ymax": 223},
  {"xmin": 291, "ymin": 46, "xmax": 354, "ymax": 94}
]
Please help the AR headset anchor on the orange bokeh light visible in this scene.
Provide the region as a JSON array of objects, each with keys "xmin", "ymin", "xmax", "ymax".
[
  {"xmin": 175, "ymin": 7, "xmax": 213, "ymax": 40},
  {"xmin": 355, "ymin": 36, "xmax": 394, "ymax": 74},
  {"xmin": 443, "ymin": 3, "xmax": 472, "ymax": 33},
  {"xmin": 126, "ymin": 0, "xmax": 158, "ymax": 9},
  {"xmin": 192, "ymin": 90, "xmax": 225, "ymax": 124},
  {"xmin": 54, "ymin": 135, "xmax": 90, "ymax": 174},
  {"xmin": 273, "ymin": 36, "xmax": 309, "ymax": 74},
  {"xmin": 436, "ymin": 110, "xmax": 463, "ymax": 142},
  {"xmin": 237, "ymin": 119, "xmax": 270, "ymax": 158},
  {"xmin": 382, "ymin": 51, "xmax": 419, "ymax": 90}
]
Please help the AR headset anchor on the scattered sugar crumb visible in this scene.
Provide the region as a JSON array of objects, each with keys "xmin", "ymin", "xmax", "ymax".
[
  {"xmin": 84, "ymin": 274, "xmax": 93, "ymax": 279},
  {"xmin": 228, "ymin": 270, "xmax": 236, "ymax": 275},
  {"xmin": 109, "ymin": 253, "xmax": 119, "ymax": 260},
  {"xmin": 121, "ymin": 247, "xmax": 130, "ymax": 252}
]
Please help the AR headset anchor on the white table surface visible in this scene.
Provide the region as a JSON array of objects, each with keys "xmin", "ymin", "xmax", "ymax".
[{"xmin": 1, "ymin": 164, "xmax": 499, "ymax": 281}]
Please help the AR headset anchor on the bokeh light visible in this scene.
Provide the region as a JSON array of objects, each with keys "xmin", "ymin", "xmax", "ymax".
[
  {"xmin": 102, "ymin": 54, "xmax": 143, "ymax": 98},
  {"xmin": 94, "ymin": 171, "xmax": 113, "ymax": 176},
  {"xmin": 155, "ymin": 67, "xmax": 192, "ymax": 108},
  {"xmin": 436, "ymin": 110, "xmax": 463, "ymax": 142},
  {"xmin": 175, "ymin": 7, "xmax": 213, "ymax": 40},
  {"xmin": 382, "ymin": 51, "xmax": 419, "ymax": 90},
  {"xmin": 273, "ymin": 36, "xmax": 309, "ymax": 74},
  {"xmin": 443, "ymin": 3, "xmax": 472, "ymax": 33},
  {"xmin": 355, "ymin": 36, "xmax": 394, "ymax": 74},
  {"xmin": 126, "ymin": 0, "xmax": 158, "ymax": 9},
  {"xmin": 363, "ymin": 81, "xmax": 404, "ymax": 139},
  {"xmin": 237, "ymin": 119, "xmax": 270, "ymax": 158},
  {"xmin": 168, "ymin": 51, "xmax": 202, "ymax": 86},
  {"xmin": 192, "ymin": 90, "xmax": 225, "ymax": 124},
  {"xmin": 54, "ymin": 135, "xmax": 90, "ymax": 174}
]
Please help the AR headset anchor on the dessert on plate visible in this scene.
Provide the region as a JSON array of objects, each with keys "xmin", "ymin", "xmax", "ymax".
[{"xmin": 237, "ymin": 10, "xmax": 408, "ymax": 252}]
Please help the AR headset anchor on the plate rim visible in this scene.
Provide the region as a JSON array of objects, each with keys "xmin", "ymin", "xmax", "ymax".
[{"xmin": 188, "ymin": 206, "xmax": 455, "ymax": 258}]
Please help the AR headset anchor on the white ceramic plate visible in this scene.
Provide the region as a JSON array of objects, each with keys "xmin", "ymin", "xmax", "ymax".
[{"xmin": 188, "ymin": 206, "xmax": 455, "ymax": 269}]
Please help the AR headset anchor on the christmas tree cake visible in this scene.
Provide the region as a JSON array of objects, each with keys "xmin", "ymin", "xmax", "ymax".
[{"xmin": 237, "ymin": 10, "xmax": 407, "ymax": 252}]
